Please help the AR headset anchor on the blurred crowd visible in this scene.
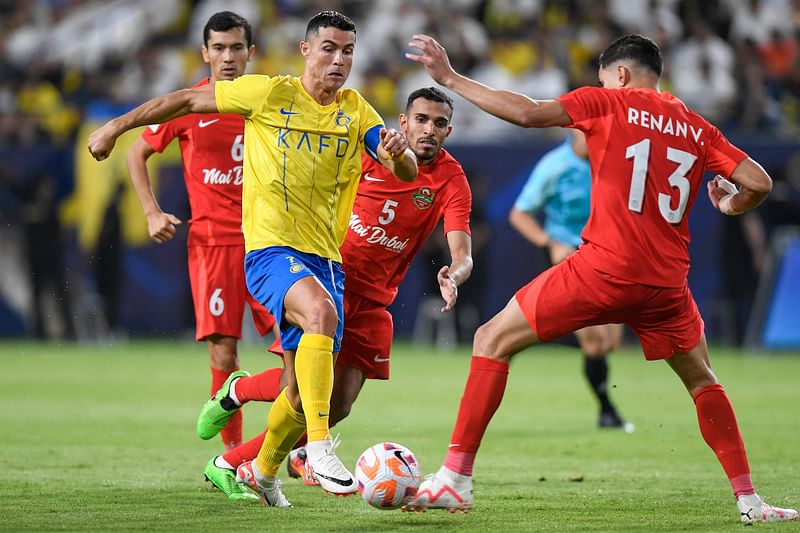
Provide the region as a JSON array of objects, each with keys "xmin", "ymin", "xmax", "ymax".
[{"xmin": 1, "ymin": 0, "xmax": 799, "ymax": 146}]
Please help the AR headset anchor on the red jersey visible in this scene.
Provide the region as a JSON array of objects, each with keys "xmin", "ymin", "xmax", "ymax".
[
  {"xmin": 558, "ymin": 87, "xmax": 748, "ymax": 287},
  {"xmin": 341, "ymin": 149, "xmax": 472, "ymax": 306},
  {"xmin": 141, "ymin": 78, "xmax": 245, "ymax": 246}
]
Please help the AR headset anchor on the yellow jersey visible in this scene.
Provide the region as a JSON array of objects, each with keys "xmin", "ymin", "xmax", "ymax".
[{"xmin": 215, "ymin": 74, "xmax": 383, "ymax": 261}]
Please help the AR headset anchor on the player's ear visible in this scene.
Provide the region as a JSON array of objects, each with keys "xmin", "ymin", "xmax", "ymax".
[
  {"xmin": 201, "ymin": 45, "xmax": 211, "ymax": 64},
  {"xmin": 445, "ymin": 124, "xmax": 453, "ymax": 138},
  {"xmin": 399, "ymin": 113, "xmax": 408, "ymax": 131},
  {"xmin": 247, "ymin": 44, "xmax": 256, "ymax": 62},
  {"xmin": 300, "ymin": 40, "xmax": 311, "ymax": 58},
  {"xmin": 617, "ymin": 64, "xmax": 631, "ymax": 87}
]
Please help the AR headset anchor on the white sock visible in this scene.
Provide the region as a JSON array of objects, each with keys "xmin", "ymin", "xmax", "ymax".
[
  {"xmin": 214, "ymin": 455, "xmax": 235, "ymax": 470},
  {"xmin": 228, "ymin": 378, "xmax": 241, "ymax": 406},
  {"xmin": 251, "ymin": 461, "xmax": 274, "ymax": 484},
  {"xmin": 439, "ymin": 465, "xmax": 471, "ymax": 485},
  {"xmin": 304, "ymin": 439, "xmax": 330, "ymax": 462}
]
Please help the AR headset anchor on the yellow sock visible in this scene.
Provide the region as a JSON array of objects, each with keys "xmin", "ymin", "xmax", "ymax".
[
  {"xmin": 294, "ymin": 333, "xmax": 334, "ymax": 442},
  {"xmin": 255, "ymin": 389, "xmax": 306, "ymax": 477}
]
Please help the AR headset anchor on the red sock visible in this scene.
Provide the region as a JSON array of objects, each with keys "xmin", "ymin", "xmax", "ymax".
[
  {"xmin": 443, "ymin": 356, "xmax": 509, "ymax": 476},
  {"xmin": 235, "ymin": 368, "xmax": 283, "ymax": 403},
  {"xmin": 693, "ymin": 384, "xmax": 754, "ymax": 498},
  {"xmin": 212, "ymin": 367, "xmax": 243, "ymax": 449},
  {"xmin": 223, "ymin": 431, "xmax": 266, "ymax": 468},
  {"xmin": 221, "ymin": 430, "xmax": 307, "ymax": 468}
]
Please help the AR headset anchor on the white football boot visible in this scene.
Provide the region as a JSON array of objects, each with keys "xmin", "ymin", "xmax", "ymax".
[
  {"xmin": 737, "ymin": 493, "xmax": 798, "ymax": 524},
  {"xmin": 305, "ymin": 435, "xmax": 358, "ymax": 495},
  {"xmin": 402, "ymin": 467, "xmax": 473, "ymax": 513},
  {"xmin": 235, "ymin": 461, "xmax": 292, "ymax": 508}
]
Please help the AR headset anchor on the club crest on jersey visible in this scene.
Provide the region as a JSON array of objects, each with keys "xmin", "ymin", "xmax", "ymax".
[
  {"xmin": 286, "ymin": 256, "xmax": 305, "ymax": 274},
  {"xmin": 335, "ymin": 110, "xmax": 352, "ymax": 127},
  {"xmin": 412, "ymin": 188, "xmax": 434, "ymax": 210}
]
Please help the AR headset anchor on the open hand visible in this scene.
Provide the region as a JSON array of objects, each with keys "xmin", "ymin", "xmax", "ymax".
[
  {"xmin": 437, "ymin": 265, "xmax": 458, "ymax": 312},
  {"xmin": 406, "ymin": 34, "xmax": 456, "ymax": 86}
]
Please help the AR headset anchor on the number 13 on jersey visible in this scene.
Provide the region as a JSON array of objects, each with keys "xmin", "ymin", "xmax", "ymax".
[{"xmin": 626, "ymin": 139, "xmax": 697, "ymax": 224}]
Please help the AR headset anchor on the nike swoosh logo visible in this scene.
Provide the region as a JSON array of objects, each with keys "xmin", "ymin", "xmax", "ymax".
[
  {"xmin": 314, "ymin": 472, "xmax": 354, "ymax": 487},
  {"xmin": 393, "ymin": 450, "xmax": 412, "ymax": 471},
  {"xmin": 198, "ymin": 119, "xmax": 220, "ymax": 128},
  {"xmin": 363, "ymin": 173, "xmax": 384, "ymax": 182},
  {"xmin": 318, "ymin": 412, "xmax": 329, "ymax": 418},
  {"xmin": 279, "ymin": 107, "xmax": 299, "ymax": 115},
  {"xmin": 373, "ymin": 355, "xmax": 390, "ymax": 363}
]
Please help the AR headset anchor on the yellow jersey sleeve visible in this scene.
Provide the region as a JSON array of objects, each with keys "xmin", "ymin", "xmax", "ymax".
[{"xmin": 215, "ymin": 75, "xmax": 272, "ymax": 118}]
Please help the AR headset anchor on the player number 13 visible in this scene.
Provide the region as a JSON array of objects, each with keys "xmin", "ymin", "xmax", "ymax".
[{"xmin": 626, "ymin": 139, "xmax": 697, "ymax": 224}]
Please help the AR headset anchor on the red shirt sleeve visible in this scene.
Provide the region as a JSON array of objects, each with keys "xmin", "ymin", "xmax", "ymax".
[
  {"xmin": 556, "ymin": 86, "xmax": 615, "ymax": 132},
  {"xmin": 141, "ymin": 119, "xmax": 182, "ymax": 153},
  {"xmin": 703, "ymin": 122, "xmax": 749, "ymax": 177},
  {"xmin": 442, "ymin": 171, "xmax": 472, "ymax": 236}
]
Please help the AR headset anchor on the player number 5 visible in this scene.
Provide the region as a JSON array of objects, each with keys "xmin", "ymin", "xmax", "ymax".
[
  {"xmin": 209, "ymin": 288, "xmax": 224, "ymax": 317},
  {"xmin": 378, "ymin": 199, "xmax": 398, "ymax": 225},
  {"xmin": 626, "ymin": 139, "xmax": 696, "ymax": 224}
]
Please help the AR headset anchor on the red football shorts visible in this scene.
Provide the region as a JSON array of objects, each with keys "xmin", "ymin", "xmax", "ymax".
[
  {"xmin": 337, "ymin": 291, "xmax": 394, "ymax": 379},
  {"xmin": 515, "ymin": 251, "xmax": 704, "ymax": 360},
  {"xmin": 266, "ymin": 291, "xmax": 393, "ymax": 379},
  {"xmin": 188, "ymin": 245, "xmax": 276, "ymax": 341}
]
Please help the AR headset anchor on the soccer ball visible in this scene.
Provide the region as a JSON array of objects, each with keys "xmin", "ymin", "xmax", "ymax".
[{"xmin": 354, "ymin": 442, "xmax": 421, "ymax": 509}]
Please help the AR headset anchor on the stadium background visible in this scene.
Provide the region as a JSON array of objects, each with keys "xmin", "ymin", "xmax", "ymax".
[{"xmin": 1, "ymin": 0, "xmax": 799, "ymax": 348}]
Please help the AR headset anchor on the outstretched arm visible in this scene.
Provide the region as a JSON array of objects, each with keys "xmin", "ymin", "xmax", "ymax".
[
  {"xmin": 438, "ymin": 230, "xmax": 473, "ymax": 313},
  {"xmin": 126, "ymin": 137, "xmax": 182, "ymax": 244},
  {"xmin": 707, "ymin": 158, "xmax": 772, "ymax": 215},
  {"xmin": 88, "ymin": 83, "xmax": 218, "ymax": 161},
  {"xmin": 406, "ymin": 34, "xmax": 571, "ymax": 129}
]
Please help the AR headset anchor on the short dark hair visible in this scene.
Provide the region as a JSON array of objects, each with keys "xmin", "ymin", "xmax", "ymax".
[
  {"xmin": 305, "ymin": 11, "xmax": 356, "ymax": 41},
  {"xmin": 203, "ymin": 11, "xmax": 253, "ymax": 47},
  {"xmin": 599, "ymin": 34, "xmax": 663, "ymax": 78},
  {"xmin": 406, "ymin": 87, "xmax": 454, "ymax": 116}
]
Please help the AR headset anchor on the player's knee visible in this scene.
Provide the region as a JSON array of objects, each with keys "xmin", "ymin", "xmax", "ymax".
[
  {"xmin": 302, "ymin": 298, "xmax": 339, "ymax": 336},
  {"xmin": 581, "ymin": 330, "xmax": 614, "ymax": 357},
  {"xmin": 285, "ymin": 383, "xmax": 302, "ymax": 411},
  {"xmin": 208, "ymin": 339, "xmax": 239, "ymax": 370},
  {"xmin": 329, "ymin": 399, "xmax": 352, "ymax": 425},
  {"xmin": 473, "ymin": 322, "xmax": 509, "ymax": 361}
]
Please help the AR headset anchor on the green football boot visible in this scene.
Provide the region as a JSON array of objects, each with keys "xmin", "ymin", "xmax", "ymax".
[
  {"xmin": 204, "ymin": 457, "xmax": 258, "ymax": 501},
  {"xmin": 197, "ymin": 370, "xmax": 249, "ymax": 440}
]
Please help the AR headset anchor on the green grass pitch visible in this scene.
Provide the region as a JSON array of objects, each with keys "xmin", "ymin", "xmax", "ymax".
[{"xmin": 1, "ymin": 340, "xmax": 799, "ymax": 531}]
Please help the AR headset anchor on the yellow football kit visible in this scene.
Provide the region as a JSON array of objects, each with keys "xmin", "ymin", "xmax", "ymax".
[{"xmin": 215, "ymin": 74, "xmax": 383, "ymax": 262}]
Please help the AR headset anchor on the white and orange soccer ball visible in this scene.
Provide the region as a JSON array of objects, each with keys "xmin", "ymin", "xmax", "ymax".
[{"xmin": 354, "ymin": 442, "xmax": 421, "ymax": 509}]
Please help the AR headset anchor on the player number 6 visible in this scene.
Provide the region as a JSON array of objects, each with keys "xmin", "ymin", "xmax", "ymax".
[
  {"xmin": 209, "ymin": 288, "xmax": 225, "ymax": 317},
  {"xmin": 231, "ymin": 135, "xmax": 244, "ymax": 162}
]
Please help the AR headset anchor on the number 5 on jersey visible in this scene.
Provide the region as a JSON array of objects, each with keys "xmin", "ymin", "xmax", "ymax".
[
  {"xmin": 626, "ymin": 139, "xmax": 697, "ymax": 224},
  {"xmin": 378, "ymin": 200, "xmax": 398, "ymax": 225}
]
